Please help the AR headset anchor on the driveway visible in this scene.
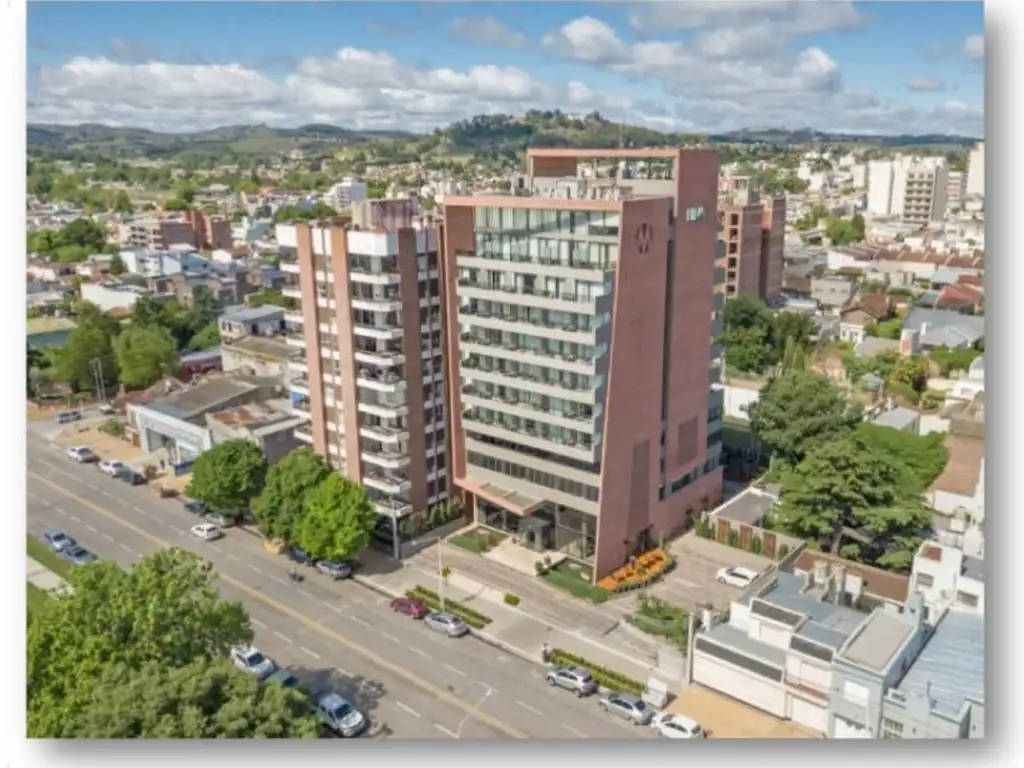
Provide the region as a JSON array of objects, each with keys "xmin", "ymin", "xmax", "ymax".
[
  {"xmin": 668, "ymin": 687, "xmax": 822, "ymax": 739},
  {"xmin": 648, "ymin": 534, "xmax": 775, "ymax": 612}
]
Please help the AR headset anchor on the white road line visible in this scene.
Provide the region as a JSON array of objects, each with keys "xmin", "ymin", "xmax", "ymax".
[
  {"xmin": 300, "ymin": 646, "xmax": 321, "ymax": 660},
  {"xmin": 210, "ymin": 544, "xmax": 224, "ymax": 554},
  {"xmin": 88, "ymin": 484, "xmax": 99, "ymax": 491},
  {"xmin": 410, "ymin": 647, "xmax": 432, "ymax": 661},
  {"xmin": 443, "ymin": 663, "xmax": 467, "ymax": 677},
  {"xmin": 248, "ymin": 565, "xmax": 264, "ymax": 574},
  {"xmin": 101, "ymin": 533, "xmax": 114, "ymax": 542},
  {"xmin": 69, "ymin": 515, "xmax": 81, "ymax": 523},
  {"xmin": 226, "ymin": 553, "xmax": 240, "ymax": 562},
  {"xmin": 251, "ymin": 618, "xmax": 267, "ymax": 629},
  {"xmin": 270, "ymin": 576, "xmax": 290, "ymax": 587},
  {"xmin": 395, "ymin": 702, "xmax": 420, "ymax": 718},
  {"xmin": 327, "ymin": 604, "xmax": 344, "ymax": 614},
  {"xmin": 27, "ymin": 492, "xmax": 37, "ymax": 500},
  {"xmin": 119, "ymin": 499, "xmax": 129, "ymax": 506},
  {"xmin": 335, "ymin": 666, "xmax": 351, "ymax": 677},
  {"xmin": 85, "ymin": 524, "xmax": 97, "ymax": 533},
  {"xmin": 349, "ymin": 615, "xmax": 370, "ymax": 627},
  {"xmin": 515, "ymin": 700, "xmax": 543, "ymax": 716},
  {"xmin": 132, "ymin": 506, "xmax": 146, "ymax": 514},
  {"xmin": 434, "ymin": 724, "xmax": 458, "ymax": 739},
  {"xmin": 40, "ymin": 499, "xmax": 52, "ymax": 507},
  {"xmin": 299, "ymin": 589, "xmax": 314, "ymax": 599},
  {"xmin": 380, "ymin": 632, "xmax": 401, "ymax": 643},
  {"xmin": 100, "ymin": 491, "xmax": 113, "ymax": 499},
  {"xmin": 560, "ymin": 724, "xmax": 587, "ymax": 738},
  {"xmin": 272, "ymin": 631, "xmax": 293, "ymax": 645},
  {"xmin": 118, "ymin": 543, "xmax": 133, "ymax": 554},
  {"xmin": 56, "ymin": 507, "xmax": 66, "ymax": 516}
]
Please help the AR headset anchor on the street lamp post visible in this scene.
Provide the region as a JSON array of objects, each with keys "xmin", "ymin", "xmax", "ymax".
[{"xmin": 437, "ymin": 540, "xmax": 445, "ymax": 608}]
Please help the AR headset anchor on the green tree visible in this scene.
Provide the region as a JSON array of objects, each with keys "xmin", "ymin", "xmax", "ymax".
[
  {"xmin": 113, "ymin": 325, "xmax": 180, "ymax": 388},
  {"xmin": 253, "ymin": 446, "xmax": 332, "ymax": 542},
  {"xmin": 187, "ymin": 439, "xmax": 268, "ymax": 511},
  {"xmin": 889, "ymin": 355, "xmax": 929, "ymax": 393},
  {"xmin": 164, "ymin": 197, "xmax": 189, "ymax": 212},
  {"xmin": 866, "ymin": 315, "xmax": 905, "ymax": 339},
  {"xmin": 929, "ymin": 345, "xmax": 981, "ymax": 376},
  {"xmin": 770, "ymin": 312, "xmax": 816, "ymax": 351},
  {"xmin": 297, "ymin": 473, "xmax": 377, "ymax": 560},
  {"xmin": 188, "ymin": 321, "xmax": 221, "ymax": 350},
  {"xmin": 108, "ymin": 253, "xmax": 126, "ymax": 276},
  {"xmin": 59, "ymin": 217, "xmax": 108, "ymax": 250},
  {"xmin": 68, "ymin": 658, "xmax": 320, "ymax": 738},
  {"xmin": 748, "ymin": 370, "xmax": 862, "ymax": 468},
  {"xmin": 725, "ymin": 325, "xmax": 776, "ymax": 373},
  {"xmin": 113, "ymin": 190, "xmax": 134, "ymax": 214},
  {"xmin": 54, "ymin": 324, "xmax": 118, "ymax": 392},
  {"xmin": 857, "ymin": 423, "xmax": 949, "ymax": 493},
  {"xmin": 780, "ymin": 336, "xmax": 806, "ymax": 371},
  {"xmin": 28, "ymin": 549, "xmax": 253, "ymax": 737},
  {"xmin": 189, "ymin": 285, "xmax": 221, "ymax": 330}
]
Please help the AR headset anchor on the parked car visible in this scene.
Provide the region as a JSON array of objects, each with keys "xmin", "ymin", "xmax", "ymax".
[
  {"xmin": 55, "ymin": 409, "xmax": 82, "ymax": 424},
  {"xmin": 286, "ymin": 547, "xmax": 316, "ymax": 566},
  {"xmin": 98, "ymin": 459, "xmax": 127, "ymax": 477},
  {"xmin": 315, "ymin": 693, "xmax": 367, "ymax": 738},
  {"xmin": 545, "ymin": 666, "xmax": 598, "ymax": 698},
  {"xmin": 389, "ymin": 597, "xmax": 431, "ymax": 619},
  {"xmin": 182, "ymin": 499, "xmax": 207, "ymax": 516},
  {"xmin": 315, "ymin": 560, "xmax": 352, "ymax": 580},
  {"xmin": 118, "ymin": 469, "xmax": 147, "ymax": 486},
  {"xmin": 265, "ymin": 667, "xmax": 302, "ymax": 689},
  {"xmin": 98, "ymin": 403, "xmax": 116, "ymax": 416},
  {"xmin": 66, "ymin": 446, "xmax": 97, "ymax": 463},
  {"xmin": 205, "ymin": 511, "xmax": 236, "ymax": 528},
  {"xmin": 651, "ymin": 712, "xmax": 706, "ymax": 739},
  {"xmin": 62, "ymin": 545, "xmax": 98, "ymax": 566},
  {"xmin": 598, "ymin": 693, "xmax": 654, "ymax": 726},
  {"xmin": 715, "ymin": 566, "xmax": 760, "ymax": 589},
  {"xmin": 423, "ymin": 611, "xmax": 469, "ymax": 638},
  {"xmin": 43, "ymin": 527, "xmax": 76, "ymax": 553},
  {"xmin": 190, "ymin": 523, "xmax": 223, "ymax": 541},
  {"xmin": 230, "ymin": 646, "xmax": 277, "ymax": 681}
]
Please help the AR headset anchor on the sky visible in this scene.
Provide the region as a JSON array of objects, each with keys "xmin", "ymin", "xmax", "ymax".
[{"xmin": 27, "ymin": 1, "xmax": 985, "ymax": 137}]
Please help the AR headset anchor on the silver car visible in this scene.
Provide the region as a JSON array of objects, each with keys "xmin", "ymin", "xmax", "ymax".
[
  {"xmin": 598, "ymin": 693, "xmax": 654, "ymax": 725},
  {"xmin": 316, "ymin": 693, "xmax": 367, "ymax": 738},
  {"xmin": 546, "ymin": 666, "xmax": 598, "ymax": 698},
  {"xmin": 423, "ymin": 611, "xmax": 469, "ymax": 638}
]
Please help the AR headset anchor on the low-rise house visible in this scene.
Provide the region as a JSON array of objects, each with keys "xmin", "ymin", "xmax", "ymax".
[
  {"xmin": 868, "ymin": 405, "xmax": 920, "ymax": 433},
  {"xmin": 853, "ymin": 337, "xmax": 900, "ymax": 359},
  {"xmin": 27, "ymin": 260, "xmax": 74, "ymax": 283},
  {"xmin": 80, "ymin": 280, "xmax": 175, "ymax": 313},
  {"xmin": 221, "ymin": 334, "xmax": 292, "ymax": 381},
  {"xmin": 27, "ymin": 316, "xmax": 77, "ymax": 348},
  {"xmin": 218, "ymin": 305, "xmax": 285, "ymax": 342},
  {"xmin": 177, "ymin": 346, "xmax": 223, "ymax": 380},
  {"xmin": 901, "ymin": 308, "xmax": 985, "ymax": 350},
  {"xmin": 910, "ymin": 542, "xmax": 983, "ymax": 616},
  {"xmin": 810, "ymin": 276, "xmax": 855, "ymax": 310},
  {"xmin": 838, "ymin": 294, "xmax": 893, "ymax": 345}
]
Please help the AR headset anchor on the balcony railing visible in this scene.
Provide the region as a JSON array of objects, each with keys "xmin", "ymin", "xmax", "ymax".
[
  {"xmin": 459, "ymin": 332, "xmax": 596, "ymax": 366},
  {"xmin": 462, "ymin": 409, "xmax": 593, "ymax": 450},
  {"xmin": 350, "ymin": 265, "xmax": 399, "ymax": 277},
  {"xmin": 456, "ymin": 248, "xmax": 609, "ymax": 272},
  {"xmin": 295, "ymin": 424, "xmax": 314, "ymax": 442},
  {"xmin": 364, "ymin": 470, "xmax": 411, "ymax": 489},
  {"xmin": 290, "ymin": 377, "xmax": 310, "ymax": 388},
  {"xmin": 458, "ymin": 305, "xmax": 593, "ymax": 334},
  {"xmin": 357, "ymin": 367, "xmax": 404, "ymax": 384},
  {"xmin": 461, "ymin": 385, "xmax": 595, "ymax": 421},
  {"xmin": 359, "ymin": 424, "xmax": 407, "ymax": 440},
  {"xmin": 457, "ymin": 279, "xmax": 603, "ymax": 305},
  {"xmin": 353, "ymin": 322, "xmax": 403, "ymax": 334},
  {"xmin": 460, "ymin": 359, "xmax": 593, "ymax": 393}
]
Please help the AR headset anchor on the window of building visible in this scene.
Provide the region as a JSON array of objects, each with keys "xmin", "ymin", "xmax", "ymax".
[
  {"xmin": 956, "ymin": 591, "xmax": 979, "ymax": 608},
  {"xmin": 881, "ymin": 719, "xmax": 904, "ymax": 739},
  {"xmin": 916, "ymin": 573, "xmax": 935, "ymax": 588}
]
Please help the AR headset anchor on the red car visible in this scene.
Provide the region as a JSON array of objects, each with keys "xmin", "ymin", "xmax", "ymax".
[{"xmin": 390, "ymin": 597, "xmax": 430, "ymax": 619}]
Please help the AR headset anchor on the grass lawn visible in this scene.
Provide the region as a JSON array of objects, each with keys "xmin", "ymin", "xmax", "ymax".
[
  {"xmin": 26, "ymin": 535, "xmax": 73, "ymax": 581},
  {"xmin": 540, "ymin": 561, "xmax": 610, "ymax": 603},
  {"xmin": 448, "ymin": 528, "xmax": 506, "ymax": 554},
  {"xmin": 27, "ymin": 583, "xmax": 52, "ymax": 617}
]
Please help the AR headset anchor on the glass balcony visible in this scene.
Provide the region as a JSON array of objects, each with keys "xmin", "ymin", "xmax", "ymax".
[
  {"xmin": 363, "ymin": 470, "xmax": 412, "ymax": 495},
  {"xmin": 295, "ymin": 424, "xmax": 314, "ymax": 443}
]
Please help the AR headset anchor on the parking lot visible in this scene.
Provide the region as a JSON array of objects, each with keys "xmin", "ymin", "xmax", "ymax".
[
  {"xmin": 54, "ymin": 422, "xmax": 147, "ymax": 464},
  {"xmin": 668, "ymin": 686, "xmax": 821, "ymax": 739},
  {"xmin": 648, "ymin": 533, "xmax": 775, "ymax": 612}
]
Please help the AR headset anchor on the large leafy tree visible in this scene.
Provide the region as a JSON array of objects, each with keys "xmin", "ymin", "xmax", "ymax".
[
  {"xmin": 297, "ymin": 473, "xmax": 377, "ymax": 560},
  {"xmin": 186, "ymin": 439, "xmax": 268, "ymax": 511},
  {"xmin": 188, "ymin": 320, "xmax": 221, "ymax": 351},
  {"xmin": 721, "ymin": 296, "xmax": 815, "ymax": 375},
  {"xmin": 113, "ymin": 324, "xmax": 180, "ymax": 388},
  {"xmin": 28, "ymin": 549, "xmax": 253, "ymax": 737},
  {"xmin": 748, "ymin": 370, "xmax": 862, "ymax": 468},
  {"xmin": 253, "ymin": 447, "xmax": 331, "ymax": 542},
  {"xmin": 54, "ymin": 324, "xmax": 117, "ymax": 392},
  {"xmin": 774, "ymin": 435, "xmax": 932, "ymax": 571},
  {"xmin": 857, "ymin": 423, "xmax": 949, "ymax": 493},
  {"xmin": 71, "ymin": 660, "xmax": 320, "ymax": 738}
]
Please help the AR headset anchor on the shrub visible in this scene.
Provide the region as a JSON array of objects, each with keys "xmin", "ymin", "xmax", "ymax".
[
  {"xmin": 750, "ymin": 535, "xmax": 763, "ymax": 555},
  {"xmin": 726, "ymin": 529, "xmax": 740, "ymax": 548},
  {"xmin": 778, "ymin": 544, "xmax": 791, "ymax": 560},
  {"xmin": 142, "ymin": 464, "xmax": 159, "ymax": 480},
  {"xmin": 534, "ymin": 560, "xmax": 545, "ymax": 574},
  {"xmin": 440, "ymin": 566, "xmax": 451, "ymax": 580},
  {"xmin": 546, "ymin": 649, "xmax": 644, "ymax": 696},
  {"xmin": 543, "ymin": 554, "xmax": 552, "ymax": 566},
  {"xmin": 101, "ymin": 419, "xmax": 124, "ymax": 437},
  {"xmin": 406, "ymin": 586, "xmax": 492, "ymax": 629},
  {"xmin": 503, "ymin": 593, "xmax": 520, "ymax": 607},
  {"xmin": 591, "ymin": 591, "xmax": 609, "ymax": 604}
]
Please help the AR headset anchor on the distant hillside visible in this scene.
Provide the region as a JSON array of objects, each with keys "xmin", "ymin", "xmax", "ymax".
[{"xmin": 27, "ymin": 112, "xmax": 979, "ymax": 162}]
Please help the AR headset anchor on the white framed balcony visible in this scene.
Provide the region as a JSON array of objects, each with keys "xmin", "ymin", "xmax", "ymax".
[
  {"xmin": 357, "ymin": 400, "xmax": 409, "ymax": 419},
  {"xmin": 292, "ymin": 400, "xmax": 313, "ymax": 420},
  {"xmin": 356, "ymin": 368, "xmax": 406, "ymax": 393},
  {"xmin": 290, "ymin": 377, "xmax": 310, "ymax": 397},
  {"xmin": 462, "ymin": 414, "xmax": 598, "ymax": 464},
  {"xmin": 282, "ymin": 285, "xmax": 302, "ymax": 301},
  {"xmin": 460, "ymin": 364, "xmax": 599, "ymax": 405},
  {"xmin": 353, "ymin": 322, "xmax": 404, "ymax": 341},
  {"xmin": 285, "ymin": 331, "xmax": 306, "ymax": 349},
  {"xmin": 361, "ymin": 448, "xmax": 411, "ymax": 471},
  {"xmin": 363, "ymin": 471, "xmax": 412, "ymax": 495},
  {"xmin": 351, "ymin": 295, "xmax": 403, "ymax": 313},
  {"xmin": 295, "ymin": 424, "xmax": 314, "ymax": 444},
  {"xmin": 461, "ymin": 391, "xmax": 597, "ymax": 434},
  {"xmin": 458, "ymin": 337, "xmax": 595, "ymax": 376},
  {"xmin": 288, "ymin": 357, "xmax": 309, "ymax": 375},
  {"xmin": 373, "ymin": 500, "xmax": 414, "ymax": 519},
  {"xmin": 349, "ymin": 267, "xmax": 402, "ymax": 286},
  {"xmin": 456, "ymin": 254, "xmax": 607, "ymax": 283},
  {"xmin": 358, "ymin": 424, "xmax": 408, "ymax": 444},
  {"xmin": 354, "ymin": 349, "xmax": 406, "ymax": 368},
  {"xmin": 280, "ymin": 262, "xmax": 300, "ymax": 275},
  {"xmin": 284, "ymin": 311, "xmax": 304, "ymax": 326},
  {"xmin": 458, "ymin": 307, "xmax": 598, "ymax": 345},
  {"xmin": 457, "ymin": 281, "xmax": 610, "ymax": 315}
]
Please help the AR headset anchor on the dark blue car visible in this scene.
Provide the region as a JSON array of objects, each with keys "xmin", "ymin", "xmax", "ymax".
[{"xmin": 287, "ymin": 547, "xmax": 317, "ymax": 567}]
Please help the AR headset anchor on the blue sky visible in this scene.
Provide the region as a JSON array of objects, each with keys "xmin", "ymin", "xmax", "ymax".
[{"xmin": 27, "ymin": 1, "xmax": 985, "ymax": 136}]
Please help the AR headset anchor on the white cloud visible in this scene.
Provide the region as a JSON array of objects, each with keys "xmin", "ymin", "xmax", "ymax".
[
  {"xmin": 627, "ymin": 0, "xmax": 865, "ymax": 37},
  {"xmin": 541, "ymin": 17, "xmax": 629, "ymax": 64},
  {"xmin": 450, "ymin": 16, "xmax": 527, "ymax": 48},
  {"xmin": 963, "ymin": 34, "xmax": 985, "ymax": 60},
  {"xmin": 907, "ymin": 76, "xmax": 946, "ymax": 93}
]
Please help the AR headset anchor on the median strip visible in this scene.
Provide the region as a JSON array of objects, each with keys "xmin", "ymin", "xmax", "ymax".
[{"xmin": 405, "ymin": 586, "xmax": 493, "ymax": 629}]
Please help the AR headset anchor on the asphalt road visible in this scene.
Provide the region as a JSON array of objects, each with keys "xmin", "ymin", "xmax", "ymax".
[{"xmin": 26, "ymin": 433, "xmax": 656, "ymax": 741}]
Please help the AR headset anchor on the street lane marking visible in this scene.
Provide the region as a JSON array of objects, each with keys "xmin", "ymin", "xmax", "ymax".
[
  {"xmin": 118, "ymin": 543, "xmax": 133, "ymax": 554},
  {"xmin": 27, "ymin": 471, "xmax": 527, "ymax": 740},
  {"xmin": 100, "ymin": 491, "xmax": 113, "ymax": 499},
  {"xmin": 88, "ymin": 484, "xmax": 99, "ymax": 491},
  {"xmin": 210, "ymin": 544, "xmax": 224, "ymax": 554},
  {"xmin": 515, "ymin": 700, "xmax": 543, "ymax": 716},
  {"xmin": 270, "ymin": 576, "xmax": 291, "ymax": 587},
  {"xmin": 395, "ymin": 702, "xmax": 420, "ymax": 718},
  {"xmin": 327, "ymin": 604, "xmax": 344, "ymax": 614},
  {"xmin": 434, "ymin": 724, "xmax": 458, "ymax": 739},
  {"xmin": 443, "ymin": 663, "xmax": 467, "ymax": 677},
  {"xmin": 101, "ymin": 533, "xmax": 114, "ymax": 542},
  {"xmin": 349, "ymin": 615, "xmax": 370, "ymax": 627},
  {"xmin": 132, "ymin": 506, "xmax": 146, "ymax": 514},
  {"xmin": 248, "ymin": 565, "xmax": 264, "ymax": 574},
  {"xmin": 299, "ymin": 589, "xmax": 314, "ymax": 599},
  {"xmin": 118, "ymin": 499, "xmax": 129, "ymax": 506},
  {"xmin": 226, "ymin": 553, "xmax": 240, "ymax": 562},
  {"xmin": 410, "ymin": 647, "xmax": 432, "ymax": 661},
  {"xmin": 56, "ymin": 507, "xmax": 66, "ymax": 516},
  {"xmin": 273, "ymin": 631, "xmax": 294, "ymax": 645},
  {"xmin": 85, "ymin": 524, "xmax": 97, "ymax": 533},
  {"xmin": 251, "ymin": 618, "xmax": 267, "ymax": 629},
  {"xmin": 70, "ymin": 515, "xmax": 81, "ymax": 523},
  {"xmin": 380, "ymin": 632, "xmax": 401, "ymax": 644},
  {"xmin": 560, "ymin": 724, "xmax": 587, "ymax": 738},
  {"xmin": 27, "ymin": 492, "xmax": 37, "ymax": 499},
  {"xmin": 300, "ymin": 646, "xmax": 321, "ymax": 660},
  {"xmin": 335, "ymin": 667, "xmax": 351, "ymax": 677}
]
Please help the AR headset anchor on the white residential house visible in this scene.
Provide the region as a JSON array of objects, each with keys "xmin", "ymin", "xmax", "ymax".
[
  {"xmin": 910, "ymin": 542, "xmax": 984, "ymax": 616},
  {"xmin": 120, "ymin": 249, "xmax": 211, "ymax": 278}
]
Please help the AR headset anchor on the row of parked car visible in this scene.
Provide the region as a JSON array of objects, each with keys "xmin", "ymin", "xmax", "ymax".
[
  {"xmin": 230, "ymin": 645, "xmax": 367, "ymax": 737},
  {"xmin": 43, "ymin": 526, "xmax": 99, "ymax": 566},
  {"xmin": 544, "ymin": 666, "xmax": 706, "ymax": 739}
]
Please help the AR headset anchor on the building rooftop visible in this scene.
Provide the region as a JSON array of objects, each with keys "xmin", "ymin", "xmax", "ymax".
[
  {"xmin": 855, "ymin": 337, "xmax": 901, "ymax": 358},
  {"xmin": 758, "ymin": 572, "xmax": 868, "ymax": 637},
  {"xmin": 838, "ymin": 610, "xmax": 915, "ymax": 674},
  {"xmin": 929, "ymin": 435, "xmax": 984, "ymax": 496},
  {"xmin": 179, "ymin": 346, "xmax": 222, "ymax": 365},
  {"xmin": 871, "ymin": 406, "xmax": 920, "ymax": 431},
  {"xmin": 896, "ymin": 611, "xmax": 984, "ymax": 717},
  {"xmin": 220, "ymin": 305, "xmax": 285, "ymax": 325},
  {"xmin": 223, "ymin": 334, "xmax": 292, "ymax": 362},
  {"xmin": 702, "ymin": 622, "xmax": 787, "ymax": 669},
  {"xmin": 144, "ymin": 377, "xmax": 262, "ymax": 421},
  {"xmin": 903, "ymin": 307, "xmax": 985, "ymax": 347},
  {"xmin": 207, "ymin": 399, "xmax": 298, "ymax": 434},
  {"xmin": 27, "ymin": 316, "xmax": 77, "ymax": 335},
  {"xmin": 712, "ymin": 487, "xmax": 777, "ymax": 527}
]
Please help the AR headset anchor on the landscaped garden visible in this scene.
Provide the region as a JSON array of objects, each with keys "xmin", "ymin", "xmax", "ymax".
[
  {"xmin": 546, "ymin": 648, "xmax": 645, "ymax": 696},
  {"xmin": 596, "ymin": 548, "xmax": 675, "ymax": 593},
  {"xmin": 448, "ymin": 527, "xmax": 506, "ymax": 554},
  {"xmin": 625, "ymin": 593, "xmax": 690, "ymax": 649},
  {"xmin": 406, "ymin": 585, "xmax": 493, "ymax": 629},
  {"xmin": 539, "ymin": 560, "xmax": 610, "ymax": 604}
]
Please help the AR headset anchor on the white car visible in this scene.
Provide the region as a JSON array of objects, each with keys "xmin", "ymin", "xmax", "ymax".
[
  {"xmin": 66, "ymin": 446, "xmax": 98, "ymax": 463},
  {"xmin": 651, "ymin": 712, "xmax": 706, "ymax": 739},
  {"xmin": 230, "ymin": 646, "xmax": 277, "ymax": 681},
  {"xmin": 716, "ymin": 566, "xmax": 760, "ymax": 589},
  {"xmin": 97, "ymin": 459, "xmax": 127, "ymax": 477},
  {"xmin": 190, "ymin": 523, "xmax": 223, "ymax": 541}
]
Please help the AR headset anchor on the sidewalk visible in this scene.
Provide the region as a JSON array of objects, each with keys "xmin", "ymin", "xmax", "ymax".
[
  {"xmin": 353, "ymin": 551, "xmax": 665, "ymax": 687},
  {"xmin": 27, "ymin": 557, "xmax": 71, "ymax": 594}
]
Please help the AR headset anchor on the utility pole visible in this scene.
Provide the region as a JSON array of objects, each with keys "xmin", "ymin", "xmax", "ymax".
[
  {"xmin": 90, "ymin": 358, "xmax": 106, "ymax": 405},
  {"xmin": 437, "ymin": 540, "xmax": 445, "ymax": 608}
]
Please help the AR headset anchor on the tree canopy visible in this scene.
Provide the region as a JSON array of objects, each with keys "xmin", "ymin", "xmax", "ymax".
[
  {"xmin": 297, "ymin": 472, "xmax": 377, "ymax": 560},
  {"xmin": 857, "ymin": 423, "xmax": 949, "ymax": 493},
  {"xmin": 113, "ymin": 324, "xmax": 180, "ymax": 389},
  {"xmin": 28, "ymin": 217, "xmax": 110, "ymax": 263},
  {"xmin": 253, "ymin": 446, "xmax": 332, "ymax": 543},
  {"xmin": 188, "ymin": 320, "xmax": 221, "ymax": 351},
  {"xmin": 748, "ymin": 370, "xmax": 862, "ymax": 468},
  {"xmin": 52, "ymin": 302, "xmax": 121, "ymax": 392},
  {"xmin": 186, "ymin": 439, "xmax": 268, "ymax": 510},
  {"xmin": 28, "ymin": 549, "xmax": 253, "ymax": 737},
  {"xmin": 721, "ymin": 296, "xmax": 816, "ymax": 375},
  {"xmin": 272, "ymin": 201, "xmax": 338, "ymax": 223}
]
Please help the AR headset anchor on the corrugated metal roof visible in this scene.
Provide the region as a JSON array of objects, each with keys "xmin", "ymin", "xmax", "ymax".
[{"xmin": 897, "ymin": 611, "xmax": 984, "ymax": 716}]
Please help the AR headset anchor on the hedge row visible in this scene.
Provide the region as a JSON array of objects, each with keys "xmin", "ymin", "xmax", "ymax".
[
  {"xmin": 548, "ymin": 648, "xmax": 645, "ymax": 697},
  {"xmin": 407, "ymin": 586, "xmax": 493, "ymax": 629}
]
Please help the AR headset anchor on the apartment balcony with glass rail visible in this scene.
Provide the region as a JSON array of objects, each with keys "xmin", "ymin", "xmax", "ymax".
[
  {"xmin": 363, "ymin": 469, "xmax": 412, "ymax": 495},
  {"xmin": 458, "ymin": 331, "xmax": 598, "ymax": 376},
  {"xmin": 461, "ymin": 384, "xmax": 598, "ymax": 434},
  {"xmin": 353, "ymin": 317, "xmax": 404, "ymax": 340},
  {"xmin": 356, "ymin": 366, "xmax": 406, "ymax": 393},
  {"xmin": 351, "ymin": 285, "xmax": 403, "ymax": 313},
  {"xmin": 458, "ymin": 302, "xmax": 602, "ymax": 345},
  {"xmin": 292, "ymin": 395, "xmax": 313, "ymax": 420},
  {"xmin": 349, "ymin": 257, "xmax": 401, "ymax": 285},
  {"xmin": 358, "ymin": 422, "xmax": 409, "ymax": 443},
  {"xmin": 354, "ymin": 339, "xmax": 406, "ymax": 368},
  {"xmin": 284, "ymin": 311, "xmax": 304, "ymax": 326},
  {"xmin": 460, "ymin": 355, "xmax": 601, "ymax": 407},
  {"xmin": 462, "ymin": 406, "xmax": 597, "ymax": 463},
  {"xmin": 361, "ymin": 442, "xmax": 412, "ymax": 471},
  {"xmin": 456, "ymin": 278, "xmax": 610, "ymax": 314},
  {"xmin": 454, "ymin": 249, "xmax": 611, "ymax": 283},
  {"xmin": 295, "ymin": 424, "xmax": 314, "ymax": 443},
  {"xmin": 290, "ymin": 374, "xmax": 311, "ymax": 396}
]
